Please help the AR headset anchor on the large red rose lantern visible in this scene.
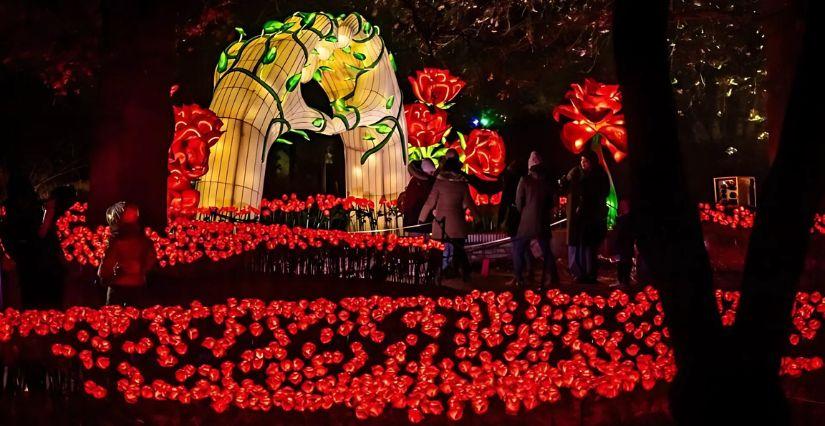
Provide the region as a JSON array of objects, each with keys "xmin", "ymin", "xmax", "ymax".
[
  {"xmin": 552, "ymin": 78, "xmax": 625, "ymax": 227},
  {"xmin": 552, "ymin": 78, "xmax": 627, "ymax": 163},
  {"xmin": 167, "ymin": 104, "xmax": 224, "ymax": 220},
  {"xmin": 408, "ymin": 68, "xmax": 466, "ymax": 108},
  {"xmin": 404, "ymin": 103, "xmax": 451, "ymax": 148},
  {"xmin": 405, "ymin": 68, "xmax": 505, "ymax": 205},
  {"xmin": 448, "ymin": 129, "xmax": 506, "ymax": 182}
]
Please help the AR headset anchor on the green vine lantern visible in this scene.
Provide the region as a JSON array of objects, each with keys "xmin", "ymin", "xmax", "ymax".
[{"xmin": 198, "ymin": 12, "xmax": 407, "ymax": 209}]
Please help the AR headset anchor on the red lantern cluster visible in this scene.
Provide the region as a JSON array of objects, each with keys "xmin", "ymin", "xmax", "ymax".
[
  {"xmin": 167, "ymin": 104, "xmax": 225, "ymax": 220},
  {"xmin": 469, "ymin": 187, "xmax": 502, "ymax": 206},
  {"xmin": 698, "ymin": 203, "xmax": 755, "ymax": 229},
  {"xmin": 55, "ymin": 202, "xmax": 441, "ymax": 267},
  {"xmin": 552, "ymin": 78, "xmax": 627, "ymax": 163},
  {"xmin": 2, "ymin": 286, "xmax": 823, "ymax": 421},
  {"xmin": 194, "ymin": 194, "xmax": 378, "ymax": 221},
  {"xmin": 404, "ymin": 68, "xmax": 505, "ymax": 206},
  {"xmin": 699, "ymin": 203, "xmax": 825, "ymax": 235}
]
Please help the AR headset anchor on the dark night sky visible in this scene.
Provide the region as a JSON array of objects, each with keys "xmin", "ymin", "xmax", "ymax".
[{"xmin": 0, "ymin": 0, "xmax": 769, "ymax": 202}]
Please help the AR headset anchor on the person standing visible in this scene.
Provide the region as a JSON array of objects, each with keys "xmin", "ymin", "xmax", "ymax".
[
  {"xmin": 37, "ymin": 184, "xmax": 77, "ymax": 308},
  {"xmin": 400, "ymin": 159, "xmax": 436, "ymax": 234},
  {"xmin": 98, "ymin": 202, "xmax": 156, "ymax": 306},
  {"xmin": 419, "ymin": 157, "xmax": 478, "ymax": 282},
  {"xmin": 498, "ymin": 160, "xmax": 524, "ymax": 238},
  {"xmin": 560, "ymin": 150, "xmax": 610, "ymax": 283},
  {"xmin": 510, "ymin": 152, "xmax": 560, "ymax": 288},
  {"xmin": 0, "ymin": 169, "xmax": 44, "ymax": 308},
  {"xmin": 614, "ymin": 199, "xmax": 635, "ymax": 286}
]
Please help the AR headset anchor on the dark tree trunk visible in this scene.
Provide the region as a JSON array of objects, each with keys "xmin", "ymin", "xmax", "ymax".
[
  {"xmin": 762, "ymin": 0, "xmax": 806, "ymax": 163},
  {"xmin": 88, "ymin": 1, "xmax": 174, "ymax": 228},
  {"xmin": 731, "ymin": 1, "xmax": 825, "ymax": 423},
  {"xmin": 612, "ymin": 1, "xmax": 724, "ymax": 423}
]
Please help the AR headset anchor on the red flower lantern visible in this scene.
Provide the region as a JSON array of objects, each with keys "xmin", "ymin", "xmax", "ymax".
[
  {"xmin": 404, "ymin": 104, "xmax": 451, "ymax": 148},
  {"xmin": 167, "ymin": 104, "xmax": 224, "ymax": 220},
  {"xmin": 408, "ymin": 68, "xmax": 466, "ymax": 108},
  {"xmin": 552, "ymin": 78, "xmax": 627, "ymax": 163},
  {"xmin": 448, "ymin": 129, "xmax": 506, "ymax": 181}
]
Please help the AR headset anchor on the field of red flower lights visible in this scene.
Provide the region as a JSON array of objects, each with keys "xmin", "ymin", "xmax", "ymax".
[{"xmin": 4, "ymin": 1, "xmax": 825, "ymax": 425}]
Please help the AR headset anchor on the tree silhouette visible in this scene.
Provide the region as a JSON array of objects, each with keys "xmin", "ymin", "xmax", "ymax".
[{"xmin": 614, "ymin": 0, "xmax": 824, "ymax": 424}]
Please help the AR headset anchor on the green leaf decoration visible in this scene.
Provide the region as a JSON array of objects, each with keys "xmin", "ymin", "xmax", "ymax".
[
  {"xmin": 389, "ymin": 53, "xmax": 397, "ymax": 72},
  {"xmin": 319, "ymin": 65, "xmax": 333, "ymax": 72},
  {"xmin": 432, "ymin": 146, "xmax": 448, "ymax": 158},
  {"xmin": 362, "ymin": 21, "xmax": 372, "ymax": 33},
  {"xmin": 282, "ymin": 22, "xmax": 295, "ymax": 31},
  {"xmin": 285, "ymin": 73, "xmax": 302, "ymax": 92},
  {"xmin": 263, "ymin": 20, "xmax": 284, "ymax": 34},
  {"xmin": 301, "ymin": 12, "xmax": 317, "ymax": 27},
  {"xmin": 442, "ymin": 127, "xmax": 452, "ymax": 141},
  {"xmin": 324, "ymin": 35, "xmax": 338, "ymax": 43},
  {"xmin": 458, "ymin": 132, "xmax": 467, "ymax": 150},
  {"xmin": 385, "ymin": 96, "xmax": 395, "ymax": 109},
  {"xmin": 311, "ymin": 48, "xmax": 319, "ymax": 55},
  {"xmin": 346, "ymin": 64, "xmax": 362, "ymax": 72},
  {"xmin": 363, "ymin": 134, "xmax": 376, "ymax": 141},
  {"xmin": 312, "ymin": 117, "xmax": 325, "ymax": 127},
  {"xmin": 312, "ymin": 69, "xmax": 322, "ymax": 82},
  {"xmin": 262, "ymin": 46, "xmax": 277, "ymax": 64},
  {"xmin": 290, "ymin": 129, "xmax": 310, "ymax": 141},
  {"xmin": 332, "ymin": 98, "xmax": 346, "ymax": 112},
  {"xmin": 217, "ymin": 51, "xmax": 229, "ymax": 72},
  {"xmin": 342, "ymin": 46, "xmax": 352, "ymax": 53},
  {"xmin": 374, "ymin": 123, "xmax": 392, "ymax": 134},
  {"xmin": 352, "ymin": 52, "xmax": 366, "ymax": 61},
  {"xmin": 235, "ymin": 27, "xmax": 246, "ymax": 39},
  {"xmin": 275, "ymin": 138, "xmax": 293, "ymax": 145},
  {"xmin": 441, "ymin": 102, "xmax": 456, "ymax": 109}
]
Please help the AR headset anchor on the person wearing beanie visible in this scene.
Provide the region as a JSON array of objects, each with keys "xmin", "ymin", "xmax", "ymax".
[
  {"xmin": 510, "ymin": 151, "xmax": 559, "ymax": 288},
  {"xmin": 400, "ymin": 159, "xmax": 437, "ymax": 233},
  {"xmin": 560, "ymin": 150, "xmax": 610, "ymax": 283}
]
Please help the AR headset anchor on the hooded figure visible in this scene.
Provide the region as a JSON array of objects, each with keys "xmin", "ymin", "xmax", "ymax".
[
  {"xmin": 510, "ymin": 152, "xmax": 559, "ymax": 287},
  {"xmin": 98, "ymin": 202, "xmax": 156, "ymax": 305},
  {"xmin": 419, "ymin": 157, "xmax": 478, "ymax": 282},
  {"xmin": 560, "ymin": 150, "xmax": 610, "ymax": 282},
  {"xmin": 400, "ymin": 159, "xmax": 436, "ymax": 231}
]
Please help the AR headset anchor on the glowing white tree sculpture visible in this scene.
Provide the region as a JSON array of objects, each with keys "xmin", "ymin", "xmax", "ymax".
[{"xmin": 197, "ymin": 12, "xmax": 407, "ymax": 208}]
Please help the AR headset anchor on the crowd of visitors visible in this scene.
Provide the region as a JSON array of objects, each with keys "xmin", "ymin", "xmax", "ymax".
[
  {"xmin": 401, "ymin": 148, "xmax": 631, "ymax": 288},
  {"xmin": 1, "ymin": 148, "xmax": 633, "ymax": 311}
]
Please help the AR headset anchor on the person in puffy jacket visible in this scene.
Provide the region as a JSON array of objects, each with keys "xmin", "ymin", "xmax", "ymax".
[
  {"xmin": 98, "ymin": 202, "xmax": 156, "ymax": 305},
  {"xmin": 419, "ymin": 157, "xmax": 478, "ymax": 282}
]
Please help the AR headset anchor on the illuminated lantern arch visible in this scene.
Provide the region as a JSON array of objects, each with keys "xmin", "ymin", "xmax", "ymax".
[{"xmin": 198, "ymin": 12, "xmax": 407, "ymax": 208}]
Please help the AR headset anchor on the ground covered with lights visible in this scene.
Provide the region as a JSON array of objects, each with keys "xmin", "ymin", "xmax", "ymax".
[{"xmin": 2, "ymin": 279, "xmax": 825, "ymax": 425}]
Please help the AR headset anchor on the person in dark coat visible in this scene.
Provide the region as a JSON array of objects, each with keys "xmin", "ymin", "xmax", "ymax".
[
  {"xmin": 419, "ymin": 157, "xmax": 479, "ymax": 282},
  {"xmin": 511, "ymin": 152, "xmax": 560, "ymax": 288},
  {"xmin": 498, "ymin": 160, "xmax": 524, "ymax": 237},
  {"xmin": 614, "ymin": 199, "xmax": 635, "ymax": 286},
  {"xmin": 36, "ymin": 184, "xmax": 77, "ymax": 308},
  {"xmin": 560, "ymin": 150, "xmax": 610, "ymax": 283},
  {"xmin": 400, "ymin": 159, "xmax": 436, "ymax": 233},
  {"xmin": 0, "ymin": 169, "xmax": 45, "ymax": 308}
]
